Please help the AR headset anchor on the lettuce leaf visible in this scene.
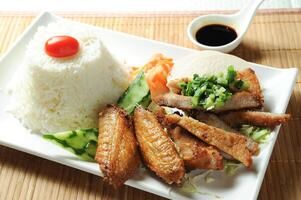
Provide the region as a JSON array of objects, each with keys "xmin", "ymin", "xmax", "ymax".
[
  {"xmin": 240, "ymin": 125, "xmax": 271, "ymax": 143},
  {"xmin": 223, "ymin": 160, "xmax": 242, "ymax": 176}
]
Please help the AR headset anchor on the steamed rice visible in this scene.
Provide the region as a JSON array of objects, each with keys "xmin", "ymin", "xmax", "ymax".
[{"xmin": 7, "ymin": 21, "xmax": 130, "ymax": 133}]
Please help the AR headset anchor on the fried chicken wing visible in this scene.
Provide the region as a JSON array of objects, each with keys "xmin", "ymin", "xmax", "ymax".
[
  {"xmin": 165, "ymin": 114, "xmax": 256, "ymax": 167},
  {"xmin": 134, "ymin": 106, "xmax": 185, "ymax": 184},
  {"xmin": 170, "ymin": 126, "xmax": 223, "ymax": 170},
  {"xmin": 220, "ymin": 111, "xmax": 290, "ymax": 128},
  {"xmin": 95, "ymin": 105, "xmax": 140, "ymax": 187}
]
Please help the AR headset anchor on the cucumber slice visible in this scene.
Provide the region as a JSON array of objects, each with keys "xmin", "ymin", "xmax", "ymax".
[
  {"xmin": 43, "ymin": 128, "xmax": 98, "ymax": 161},
  {"xmin": 139, "ymin": 91, "xmax": 151, "ymax": 108},
  {"xmin": 118, "ymin": 71, "xmax": 150, "ymax": 114}
]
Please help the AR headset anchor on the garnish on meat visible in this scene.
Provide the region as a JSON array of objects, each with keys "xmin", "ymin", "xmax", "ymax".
[
  {"xmin": 157, "ymin": 67, "xmax": 263, "ymax": 112},
  {"xmin": 176, "ymin": 66, "xmax": 250, "ymax": 110}
]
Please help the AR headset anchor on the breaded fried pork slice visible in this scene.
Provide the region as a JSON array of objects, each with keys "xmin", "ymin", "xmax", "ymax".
[
  {"xmin": 154, "ymin": 92, "xmax": 193, "ymax": 110},
  {"xmin": 170, "ymin": 126, "xmax": 223, "ymax": 170},
  {"xmin": 215, "ymin": 91, "xmax": 262, "ymax": 112},
  {"xmin": 95, "ymin": 105, "xmax": 140, "ymax": 187},
  {"xmin": 195, "ymin": 112, "xmax": 238, "ymax": 133},
  {"xmin": 165, "ymin": 114, "xmax": 257, "ymax": 167},
  {"xmin": 134, "ymin": 106, "xmax": 185, "ymax": 184},
  {"xmin": 237, "ymin": 68, "xmax": 264, "ymax": 105},
  {"xmin": 154, "ymin": 91, "xmax": 261, "ymax": 112},
  {"xmin": 219, "ymin": 111, "xmax": 291, "ymax": 128},
  {"xmin": 195, "ymin": 112, "xmax": 259, "ymax": 155}
]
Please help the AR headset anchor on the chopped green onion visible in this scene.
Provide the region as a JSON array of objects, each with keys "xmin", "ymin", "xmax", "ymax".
[
  {"xmin": 179, "ymin": 66, "xmax": 248, "ymax": 110},
  {"xmin": 226, "ymin": 65, "xmax": 236, "ymax": 83}
]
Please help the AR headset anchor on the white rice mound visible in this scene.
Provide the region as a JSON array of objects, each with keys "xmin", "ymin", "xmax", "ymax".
[{"xmin": 7, "ymin": 21, "xmax": 130, "ymax": 133}]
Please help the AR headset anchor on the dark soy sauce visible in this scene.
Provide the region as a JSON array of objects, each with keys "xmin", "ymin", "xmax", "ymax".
[{"xmin": 195, "ymin": 24, "xmax": 237, "ymax": 46}]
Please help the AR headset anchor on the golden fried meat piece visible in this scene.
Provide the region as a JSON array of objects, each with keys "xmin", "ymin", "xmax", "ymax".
[
  {"xmin": 195, "ymin": 112, "xmax": 259, "ymax": 155},
  {"xmin": 237, "ymin": 68, "xmax": 264, "ymax": 106},
  {"xmin": 170, "ymin": 126, "xmax": 223, "ymax": 170},
  {"xmin": 154, "ymin": 92, "xmax": 193, "ymax": 110},
  {"xmin": 154, "ymin": 91, "xmax": 261, "ymax": 112},
  {"xmin": 195, "ymin": 112, "xmax": 237, "ymax": 133},
  {"xmin": 134, "ymin": 106, "xmax": 185, "ymax": 184},
  {"xmin": 220, "ymin": 111, "xmax": 290, "ymax": 128},
  {"xmin": 95, "ymin": 105, "xmax": 140, "ymax": 187},
  {"xmin": 216, "ymin": 91, "xmax": 262, "ymax": 112},
  {"xmin": 165, "ymin": 114, "xmax": 255, "ymax": 167}
]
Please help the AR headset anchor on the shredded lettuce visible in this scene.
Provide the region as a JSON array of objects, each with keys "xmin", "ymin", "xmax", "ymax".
[
  {"xmin": 177, "ymin": 171, "xmax": 222, "ymax": 199},
  {"xmin": 223, "ymin": 160, "xmax": 242, "ymax": 176},
  {"xmin": 240, "ymin": 125, "xmax": 271, "ymax": 143},
  {"xmin": 203, "ymin": 171, "xmax": 215, "ymax": 183},
  {"xmin": 179, "ymin": 174, "xmax": 200, "ymax": 194},
  {"xmin": 179, "ymin": 66, "xmax": 248, "ymax": 110},
  {"xmin": 179, "ymin": 171, "xmax": 214, "ymax": 194}
]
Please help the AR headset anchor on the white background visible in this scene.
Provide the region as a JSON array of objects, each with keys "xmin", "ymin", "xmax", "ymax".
[{"xmin": 0, "ymin": 0, "xmax": 300, "ymax": 12}]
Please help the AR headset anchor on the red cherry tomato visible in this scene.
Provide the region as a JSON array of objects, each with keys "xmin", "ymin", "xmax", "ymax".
[{"xmin": 45, "ymin": 36, "xmax": 79, "ymax": 58}]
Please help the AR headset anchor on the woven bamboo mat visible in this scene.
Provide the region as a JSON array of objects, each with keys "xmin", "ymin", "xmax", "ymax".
[{"xmin": 0, "ymin": 11, "xmax": 300, "ymax": 200}]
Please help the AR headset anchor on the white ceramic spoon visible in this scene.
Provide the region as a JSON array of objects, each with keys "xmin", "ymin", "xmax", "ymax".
[{"xmin": 187, "ymin": 0, "xmax": 264, "ymax": 53}]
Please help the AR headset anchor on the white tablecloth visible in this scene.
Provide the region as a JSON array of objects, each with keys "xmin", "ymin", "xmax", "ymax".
[{"xmin": 0, "ymin": 0, "xmax": 300, "ymax": 12}]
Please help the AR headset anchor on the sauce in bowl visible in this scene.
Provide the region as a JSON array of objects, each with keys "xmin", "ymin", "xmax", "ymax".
[{"xmin": 195, "ymin": 24, "xmax": 237, "ymax": 47}]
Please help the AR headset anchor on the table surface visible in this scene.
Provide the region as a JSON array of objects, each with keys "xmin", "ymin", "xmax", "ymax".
[
  {"xmin": 0, "ymin": 10, "xmax": 301, "ymax": 200},
  {"xmin": 0, "ymin": 0, "xmax": 300, "ymax": 12}
]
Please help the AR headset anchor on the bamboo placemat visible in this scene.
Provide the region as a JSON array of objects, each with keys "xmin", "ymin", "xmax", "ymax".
[{"xmin": 0, "ymin": 10, "xmax": 300, "ymax": 200}]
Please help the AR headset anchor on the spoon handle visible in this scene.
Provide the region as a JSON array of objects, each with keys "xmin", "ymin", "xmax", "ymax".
[{"xmin": 235, "ymin": 0, "xmax": 264, "ymax": 23}]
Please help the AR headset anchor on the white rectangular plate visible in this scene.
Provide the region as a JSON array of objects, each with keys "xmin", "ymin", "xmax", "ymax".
[{"xmin": 0, "ymin": 12, "xmax": 298, "ymax": 200}]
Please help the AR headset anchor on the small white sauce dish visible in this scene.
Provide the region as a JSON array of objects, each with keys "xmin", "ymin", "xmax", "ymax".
[{"xmin": 187, "ymin": 0, "xmax": 264, "ymax": 53}]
